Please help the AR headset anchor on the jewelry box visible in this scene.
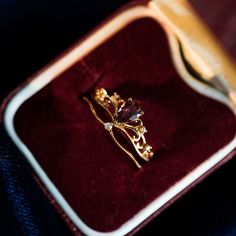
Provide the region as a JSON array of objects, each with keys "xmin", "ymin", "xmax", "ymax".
[{"xmin": 2, "ymin": 0, "xmax": 236, "ymax": 235}]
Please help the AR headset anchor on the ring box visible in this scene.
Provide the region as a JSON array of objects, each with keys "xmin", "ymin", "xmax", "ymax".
[{"xmin": 2, "ymin": 0, "xmax": 236, "ymax": 235}]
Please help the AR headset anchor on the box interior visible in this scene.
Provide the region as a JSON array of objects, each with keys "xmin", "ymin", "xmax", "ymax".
[{"xmin": 13, "ymin": 18, "xmax": 236, "ymax": 232}]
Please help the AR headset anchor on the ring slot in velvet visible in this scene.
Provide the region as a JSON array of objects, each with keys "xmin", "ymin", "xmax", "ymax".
[{"xmin": 14, "ymin": 18, "xmax": 236, "ymax": 232}]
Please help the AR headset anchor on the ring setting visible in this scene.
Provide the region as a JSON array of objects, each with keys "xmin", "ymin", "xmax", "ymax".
[{"xmin": 83, "ymin": 88, "xmax": 154, "ymax": 168}]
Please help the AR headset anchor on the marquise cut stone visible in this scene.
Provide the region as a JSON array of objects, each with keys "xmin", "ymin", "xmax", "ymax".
[{"xmin": 116, "ymin": 99, "xmax": 143, "ymax": 122}]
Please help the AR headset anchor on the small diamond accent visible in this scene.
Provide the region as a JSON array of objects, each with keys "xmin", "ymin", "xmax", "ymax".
[
  {"xmin": 104, "ymin": 122, "xmax": 113, "ymax": 131},
  {"xmin": 140, "ymin": 126, "xmax": 147, "ymax": 134}
]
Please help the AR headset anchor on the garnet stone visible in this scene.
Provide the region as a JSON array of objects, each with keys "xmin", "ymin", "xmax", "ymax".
[{"xmin": 116, "ymin": 99, "xmax": 143, "ymax": 122}]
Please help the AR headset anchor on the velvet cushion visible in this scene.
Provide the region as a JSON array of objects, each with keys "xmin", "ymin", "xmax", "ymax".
[{"xmin": 14, "ymin": 18, "xmax": 236, "ymax": 232}]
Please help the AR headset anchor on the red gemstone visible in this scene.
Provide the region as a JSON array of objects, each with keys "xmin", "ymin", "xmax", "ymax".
[{"xmin": 116, "ymin": 99, "xmax": 143, "ymax": 122}]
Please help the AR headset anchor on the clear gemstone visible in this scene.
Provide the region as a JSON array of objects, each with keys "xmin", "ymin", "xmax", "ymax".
[
  {"xmin": 144, "ymin": 144, "xmax": 152, "ymax": 151},
  {"xmin": 140, "ymin": 126, "xmax": 147, "ymax": 134},
  {"xmin": 104, "ymin": 122, "xmax": 113, "ymax": 131},
  {"xmin": 143, "ymin": 144, "xmax": 154, "ymax": 159}
]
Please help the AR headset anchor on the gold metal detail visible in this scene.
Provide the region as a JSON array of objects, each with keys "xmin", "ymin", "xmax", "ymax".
[{"xmin": 83, "ymin": 88, "xmax": 154, "ymax": 168}]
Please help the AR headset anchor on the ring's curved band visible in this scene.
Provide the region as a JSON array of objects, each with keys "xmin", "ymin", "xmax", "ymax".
[{"xmin": 83, "ymin": 88, "xmax": 154, "ymax": 168}]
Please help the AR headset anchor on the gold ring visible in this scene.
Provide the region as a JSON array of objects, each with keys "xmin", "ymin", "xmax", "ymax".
[{"xmin": 83, "ymin": 88, "xmax": 154, "ymax": 168}]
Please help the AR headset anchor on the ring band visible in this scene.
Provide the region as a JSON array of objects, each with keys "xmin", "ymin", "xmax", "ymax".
[{"xmin": 83, "ymin": 88, "xmax": 154, "ymax": 168}]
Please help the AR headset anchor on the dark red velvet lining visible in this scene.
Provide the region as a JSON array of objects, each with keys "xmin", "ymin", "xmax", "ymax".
[{"xmin": 14, "ymin": 18, "xmax": 236, "ymax": 232}]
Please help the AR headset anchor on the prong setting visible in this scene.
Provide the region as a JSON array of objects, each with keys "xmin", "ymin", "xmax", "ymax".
[{"xmin": 94, "ymin": 88, "xmax": 154, "ymax": 163}]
